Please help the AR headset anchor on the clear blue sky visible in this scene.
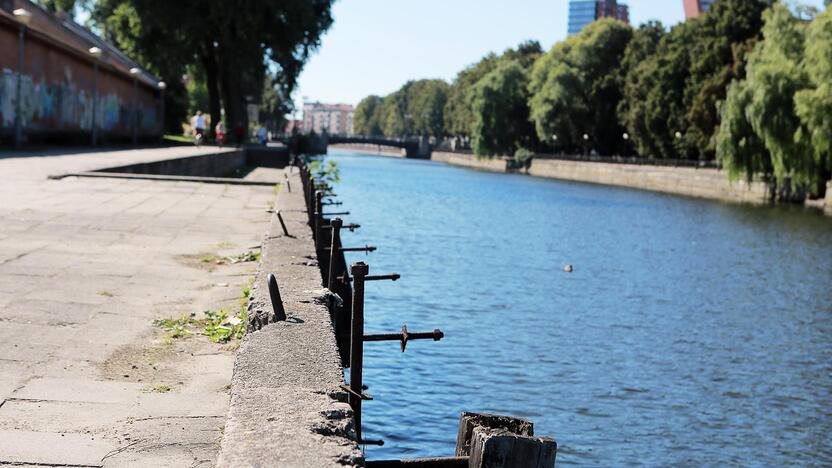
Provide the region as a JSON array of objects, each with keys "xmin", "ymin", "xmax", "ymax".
[{"xmin": 294, "ymin": 0, "xmax": 826, "ymax": 110}]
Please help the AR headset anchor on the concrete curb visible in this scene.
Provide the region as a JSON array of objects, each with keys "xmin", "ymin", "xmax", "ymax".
[
  {"xmin": 50, "ymin": 171, "xmax": 279, "ymax": 186},
  {"xmin": 217, "ymin": 167, "xmax": 362, "ymax": 467}
]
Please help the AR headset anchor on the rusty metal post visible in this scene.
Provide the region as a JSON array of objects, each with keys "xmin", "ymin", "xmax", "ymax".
[
  {"xmin": 276, "ymin": 210, "xmax": 290, "ymax": 236},
  {"xmin": 313, "ymin": 190, "xmax": 323, "ymax": 248},
  {"xmin": 305, "ymin": 175, "xmax": 315, "ymax": 224},
  {"xmin": 267, "ymin": 273, "xmax": 287, "ymax": 321},
  {"xmin": 327, "ymin": 218, "xmax": 343, "ymax": 294},
  {"xmin": 349, "ymin": 261, "xmax": 369, "ymax": 442}
]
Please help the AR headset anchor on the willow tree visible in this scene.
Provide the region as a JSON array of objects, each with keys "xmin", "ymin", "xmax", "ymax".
[
  {"xmin": 444, "ymin": 54, "xmax": 499, "ymax": 138},
  {"xmin": 795, "ymin": 7, "xmax": 832, "ymax": 188},
  {"xmin": 716, "ymin": 3, "xmax": 826, "ymax": 194},
  {"xmin": 444, "ymin": 41, "xmax": 541, "ymax": 139}
]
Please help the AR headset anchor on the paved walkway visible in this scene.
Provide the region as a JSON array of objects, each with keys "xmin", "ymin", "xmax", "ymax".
[{"xmin": 0, "ymin": 147, "xmax": 276, "ymax": 466}]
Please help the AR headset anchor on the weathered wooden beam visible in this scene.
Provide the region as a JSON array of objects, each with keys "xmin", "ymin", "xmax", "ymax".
[
  {"xmin": 468, "ymin": 427, "xmax": 556, "ymax": 468},
  {"xmin": 455, "ymin": 412, "xmax": 556, "ymax": 468},
  {"xmin": 366, "ymin": 456, "xmax": 468, "ymax": 468},
  {"xmin": 455, "ymin": 412, "xmax": 534, "ymax": 457}
]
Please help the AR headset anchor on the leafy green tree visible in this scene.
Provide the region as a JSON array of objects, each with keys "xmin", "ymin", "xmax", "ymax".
[
  {"xmin": 795, "ymin": 7, "xmax": 832, "ymax": 188},
  {"xmin": 444, "ymin": 54, "xmax": 499, "ymax": 138},
  {"xmin": 716, "ymin": 79, "xmax": 770, "ymax": 182},
  {"xmin": 91, "ymin": 0, "xmax": 192, "ymax": 132},
  {"xmin": 444, "ymin": 41, "xmax": 541, "ymax": 139},
  {"xmin": 717, "ymin": 3, "xmax": 826, "ymax": 193},
  {"xmin": 260, "ymin": 74, "xmax": 291, "ymax": 133},
  {"xmin": 529, "ymin": 18, "xmax": 632, "ymax": 155},
  {"xmin": 92, "ymin": 0, "xmax": 333, "ymax": 137},
  {"xmin": 353, "ymin": 95, "xmax": 384, "ymax": 136},
  {"xmin": 407, "ymin": 79, "xmax": 450, "ymax": 137},
  {"xmin": 378, "ymin": 82, "xmax": 412, "ymax": 137},
  {"xmin": 621, "ymin": 0, "xmax": 768, "ymax": 160},
  {"xmin": 617, "ymin": 21, "xmax": 665, "ymax": 156},
  {"xmin": 685, "ymin": 0, "xmax": 769, "ymax": 158},
  {"xmin": 470, "ymin": 60, "xmax": 536, "ymax": 157},
  {"xmin": 373, "ymin": 79, "xmax": 450, "ymax": 138}
]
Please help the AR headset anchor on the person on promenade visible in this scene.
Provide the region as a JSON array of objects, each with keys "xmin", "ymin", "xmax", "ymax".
[
  {"xmin": 192, "ymin": 111, "xmax": 206, "ymax": 145},
  {"xmin": 257, "ymin": 126, "xmax": 268, "ymax": 146},
  {"xmin": 215, "ymin": 121, "xmax": 226, "ymax": 147}
]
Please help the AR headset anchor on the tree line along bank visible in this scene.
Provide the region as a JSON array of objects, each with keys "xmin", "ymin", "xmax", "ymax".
[{"xmin": 353, "ymin": 0, "xmax": 832, "ymax": 200}]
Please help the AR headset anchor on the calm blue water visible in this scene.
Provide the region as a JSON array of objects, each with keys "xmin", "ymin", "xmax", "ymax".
[{"xmin": 330, "ymin": 149, "xmax": 832, "ymax": 466}]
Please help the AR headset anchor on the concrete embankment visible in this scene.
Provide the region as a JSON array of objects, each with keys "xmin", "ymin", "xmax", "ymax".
[
  {"xmin": 430, "ymin": 151, "xmax": 773, "ymax": 205},
  {"xmin": 217, "ymin": 167, "xmax": 361, "ymax": 467},
  {"xmin": 527, "ymin": 157, "xmax": 771, "ymax": 204},
  {"xmin": 430, "ymin": 150, "xmax": 509, "ymax": 173},
  {"xmin": 330, "ymin": 143, "xmax": 405, "ymax": 158},
  {"xmin": 827, "ymin": 182, "xmax": 832, "ymax": 215}
]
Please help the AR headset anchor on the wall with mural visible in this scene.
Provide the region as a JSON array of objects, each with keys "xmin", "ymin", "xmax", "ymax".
[{"xmin": 0, "ymin": 17, "xmax": 161, "ymax": 144}]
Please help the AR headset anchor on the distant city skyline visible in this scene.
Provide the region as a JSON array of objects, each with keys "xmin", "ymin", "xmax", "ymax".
[
  {"xmin": 568, "ymin": 0, "xmax": 630, "ymax": 36},
  {"xmin": 293, "ymin": 0, "xmax": 826, "ymax": 111}
]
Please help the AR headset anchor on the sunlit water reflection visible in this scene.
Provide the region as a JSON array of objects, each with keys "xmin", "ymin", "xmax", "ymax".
[{"xmin": 328, "ymin": 149, "xmax": 832, "ymax": 466}]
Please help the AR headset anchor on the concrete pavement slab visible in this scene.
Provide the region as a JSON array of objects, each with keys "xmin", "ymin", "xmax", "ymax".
[
  {"xmin": 0, "ymin": 147, "xmax": 274, "ymax": 465},
  {"xmin": 0, "ymin": 430, "xmax": 114, "ymax": 466}
]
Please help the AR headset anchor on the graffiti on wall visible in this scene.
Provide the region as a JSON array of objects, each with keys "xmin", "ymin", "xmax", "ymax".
[{"xmin": 0, "ymin": 67, "xmax": 159, "ymax": 136}]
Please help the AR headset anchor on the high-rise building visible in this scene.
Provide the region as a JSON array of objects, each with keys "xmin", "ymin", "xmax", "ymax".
[
  {"xmin": 683, "ymin": 0, "xmax": 713, "ymax": 19},
  {"xmin": 568, "ymin": 0, "xmax": 630, "ymax": 35},
  {"xmin": 302, "ymin": 102, "xmax": 355, "ymax": 136}
]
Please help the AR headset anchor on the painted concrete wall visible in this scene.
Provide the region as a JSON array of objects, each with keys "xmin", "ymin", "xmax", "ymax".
[{"xmin": 0, "ymin": 20, "xmax": 161, "ymax": 143}]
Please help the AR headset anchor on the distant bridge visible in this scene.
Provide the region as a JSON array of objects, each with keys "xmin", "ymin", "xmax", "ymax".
[{"xmin": 328, "ymin": 135, "xmax": 431, "ymax": 159}]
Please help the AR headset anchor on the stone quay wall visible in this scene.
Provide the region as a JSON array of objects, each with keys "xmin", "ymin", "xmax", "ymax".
[
  {"xmin": 431, "ymin": 151, "xmax": 773, "ymax": 205},
  {"xmin": 431, "ymin": 150, "xmax": 509, "ymax": 173},
  {"xmin": 527, "ymin": 157, "xmax": 772, "ymax": 204},
  {"xmin": 330, "ymin": 142, "xmax": 405, "ymax": 158},
  {"xmin": 217, "ymin": 166, "xmax": 362, "ymax": 467},
  {"xmin": 826, "ymin": 181, "xmax": 832, "ymax": 215}
]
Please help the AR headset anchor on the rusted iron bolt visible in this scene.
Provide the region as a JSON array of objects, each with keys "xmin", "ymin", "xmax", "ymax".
[
  {"xmin": 364, "ymin": 324, "xmax": 444, "ymax": 352},
  {"xmin": 338, "ymin": 273, "xmax": 400, "ymax": 282},
  {"xmin": 323, "ymin": 245, "xmax": 376, "ymax": 253}
]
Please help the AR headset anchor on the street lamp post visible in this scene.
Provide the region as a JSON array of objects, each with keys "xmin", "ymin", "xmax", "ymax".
[
  {"xmin": 158, "ymin": 81, "xmax": 166, "ymax": 144},
  {"xmin": 13, "ymin": 8, "xmax": 32, "ymax": 149},
  {"xmin": 583, "ymin": 133, "xmax": 590, "ymax": 156},
  {"xmin": 89, "ymin": 47, "xmax": 103, "ymax": 146},
  {"xmin": 129, "ymin": 67, "xmax": 140, "ymax": 145}
]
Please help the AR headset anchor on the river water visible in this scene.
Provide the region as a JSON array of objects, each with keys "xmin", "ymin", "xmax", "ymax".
[{"xmin": 328, "ymin": 149, "xmax": 832, "ymax": 466}]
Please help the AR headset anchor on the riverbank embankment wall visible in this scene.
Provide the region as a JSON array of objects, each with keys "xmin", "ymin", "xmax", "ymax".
[
  {"xmin": 217, "ymin": 166, "xmax": 362, "ymax": 467},
  {"xmin": 330, "ymin": 143, "xmax": 405, "ymax": 158},
  {"xmin": 430, "ymin": 151, "xmax": 774, "ymax": 205},
  {"xmin": 430, "ymin": 150, "xmax": 509, "ymax": 173},
  {"xmin": 826, "ymin": 181, "xmax": 832, "ymax": 215}
]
